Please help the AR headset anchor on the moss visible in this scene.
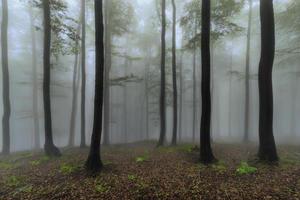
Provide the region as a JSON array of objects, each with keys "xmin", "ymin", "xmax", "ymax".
[
  {"xmin": 95, "ymin": 183, "xmax": 110, "ymax": 193},
  {"xmin": 236, "ymin": 162, "xmax": 257, "ymax": 175},
  {"xmin": 5, "ymin": 176, "xmax": 23, "ymax": 187},
  {"xmin": 59, "ymin": 163, "xmax": 80, "ymax": 174}
]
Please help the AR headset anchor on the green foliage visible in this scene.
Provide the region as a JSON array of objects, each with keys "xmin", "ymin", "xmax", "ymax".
[
  {"xmin": 236, "ymin": 162, "xmax": 257, "ymax": 175},
  {"xmin": 95, "ymin": 183, "xmax": 111, "ymax": 194},
  {"xmin": 180, "ymin": 0, "xmax": 244, "ymax": 49},
  {"xmin": 135, "ymin": 151, "xmax": 150, "ymax": 163},
  {"xmin": 0, "ymin": 161, "xmax": 15, "ymax": 170},
  {"xmin": 30, "ymin": 156, "xmax": 50, "ymax": 166},
  {"xmin": 5, "ymin": 176, "xmax": 23, "ymax": 187},
  {"xmin": 59, "ymin": 163, "xmax": 80, "ymax": 174},
  {"xmin": 128, "ymin": 174, "xmax": 137, "ymax": 181}
]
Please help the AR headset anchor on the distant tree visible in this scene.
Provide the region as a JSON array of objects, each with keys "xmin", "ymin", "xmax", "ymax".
[
  {"xmin": 80, "ymin": 0, "xmax": 86, "ymax": 148},
  {"xmin": 171, "ymin": 0, "xmax": 178, "ymax": 146},
  {"xmin": 1, "ymin": 0, "xmax": 11, "ymax": 155},
  {"xmin": 257, "ymin": 0, "xmax": 278, "ymax": 162},
  {"xmin": 200, "ymin": 0, "xmax": 216, "ymax": 164},
  {"xmin": 42, "ymin": 0, "xmax": 61, "ymax": 156},
  {"xmin": 29, "ymin": 4, "xmax": 40, "ymax": 150},
  {"xmin": 86, "ymin": 0, "xmax": 105, "ymax": 173},
  {"xmin": 68, "ymin": 15, "xmax": 81, "ymax": 147},
  {"xmin": 157, "ymin": 0, "xmax": 166, "ymax": 147},
  {"xmin": 244, "ymin": 0, "xmax": 253, "ymax": 142}
]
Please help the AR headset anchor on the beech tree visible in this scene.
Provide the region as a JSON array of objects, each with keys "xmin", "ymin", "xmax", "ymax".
[
  {"xmin": 200, "ymin": 0, "xmax": 216, "ymax": 164},
  {"xmin": 85, "ymin": 0, "xmax": 105, "ymax": 172},
  {"xmin": 1, "ymin": 0, "xmax": 11, "ymax": 155},
  {"xmin": 258, "ymin": 0, "xmax": 278, "ymax": 162}
]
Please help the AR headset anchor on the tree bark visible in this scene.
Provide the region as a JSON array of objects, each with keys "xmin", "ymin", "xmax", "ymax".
[
  {"xmin": 179, "ymin": 51, "xmax": 183, "ymax": 142},
  {"xmin": 80, "ymin": 0, "xmax": 86, "ymax": 148},
  {"xmin": 1, "ymin": 0, "xmax": 11, "ymax": 155},
  {"xmin": 192, "ymin": 16, "xmax": 197, "ymax": 143},
  {"xmin": 85, "ymin": 0, "xmax": 105, "ymax": 173},
  {"xmin": 244, "ymin": 0, "xmax": 253, "ymax": 142},
  {"xmin": 258, "ymin": 0, "xmax": 278, "ymax": 162},
  {"xmin": 200, "ymin": 0, "xmax": 216, "ymax": 164},
  {"xmin": 103, "ymin": 0, "xmax": 111, "ymax": 146},
  {"xmin": 157, "ymin": 0, "xmax": 166, "ymax": 147},
  {"xmin": 43, "ymin": 0, "xmax": 61, "ymax": 157},
  {"xmin": 29, "ymin": 5, "xmax": 40, "ymax": 150},
  {"xmin": 171, "ymin": 0, "xmax": 178, "ymax": 146}
]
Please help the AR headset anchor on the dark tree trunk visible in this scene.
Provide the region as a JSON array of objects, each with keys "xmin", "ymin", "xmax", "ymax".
[
  {"xmin": 103, "ymin": 0, "xmax": 111, "ymax": 146},
  {"xmin": 171, "ymin": 0, "xmax": 177, "ymax": 146},
  {"xmin": 200, "ymin": 0, "xmax": 216, "ymax": 164},
  {"xmin": 244, "ymin": 0, "xmax": 253, "ymax": 142},
  {"xmin": 30, "ymin": 5, "xmax": 40, "ymax": 150},
  {"xmin": 193, "ymin": 17, "xmax": 197, "ymax": 143},
  {"xmin": 157, "ymin": 0, "xmax": 166, "ymax": 147},
  {"xmin": 43, "ymin": 0, "xmax": 61, "ymax": 157},
  {"xmin": 80, "ymin": 0, "xmax": 86, "ymax": 148},
  {"xmin": 85, "ymin": 0, "xmax": 105, "ymax": 173},
  {"xmin": 69, "ymin": 17, "xmax": 81, "ymax": 147},
  {"xmin": 1, "ymin": 0, "xmax": 11, "ymax": 155},
  {"xmin": 258, "ymin": 0, "xmax": 278, "ymax": 162}
]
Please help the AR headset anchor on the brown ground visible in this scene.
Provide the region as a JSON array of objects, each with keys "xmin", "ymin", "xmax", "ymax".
[{"xmin": 0, "ymin": 142, "xmax": 300, "ymax": 200}]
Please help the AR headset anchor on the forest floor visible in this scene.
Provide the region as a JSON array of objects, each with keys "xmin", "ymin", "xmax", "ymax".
[{"xmin": 0, "ymin": 142, "xmax": 300, "ymax": 200}]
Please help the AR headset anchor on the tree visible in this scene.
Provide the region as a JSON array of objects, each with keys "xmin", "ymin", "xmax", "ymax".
[
  {"xmin": 1, "ymin": 0, "xmax": 11, "ymax": 155},
  {"xmin": 80, "ymin": 0, "xmax": 86, "ymax": 148},
  {"xmin": 157, "ymin": 0, "xmax": 166, "ymax": 147},
  {"xmin": 85, "ymin": 0, "xmax": 105, "ymax": 172},
  {"xmin": 200, "ymin": 0, "xmax": 216, "ymax": 164},
  {"xmin": 171, "ymin": 0, "xmax": 178, "ymax": 146},
  {"xmin": 29, "ymin": 4, "xmax": 40, "ymax": 150},
  {"xmin": 244, "ymin": 0, "xmax": 253, "ymax": 142},
  {"xmin": 43, "ymin": 0, "xmax": 61, "ymax": 157},
  {"xmin": 258, "ymin": 0, "xmax": 278, "ymax": 162}
]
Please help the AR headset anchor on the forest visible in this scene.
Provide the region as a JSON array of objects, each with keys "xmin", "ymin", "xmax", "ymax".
[{"xmin": 0, "ymin": 0, "xmax": 300, "ymax": 199}]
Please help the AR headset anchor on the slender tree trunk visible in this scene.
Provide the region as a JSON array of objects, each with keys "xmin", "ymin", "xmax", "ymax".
[
  {"xmin": 43, "ymin": 0, "xmax": 61, "ymax": 157},
  {"xmin": 228, "ymin": 49, "xmax": 233, "ymax": 137},
  {"xmin": 69, "ymin": 17, "xmax": 82, "ymax": 147},
  {"xmin": 1, "ymin": 0, "xmax": 11, "ymax": 155},
  {"xmin": 103, "ymin": 0, "xmax": 111, "ymax": 145},
  {"xmin": 80, "ymin": 0, "xmax": 86, "ymax": 148},
  {"xmin": 29, "ymin": 5, "xmax": 40, "ymax": 150},
  {"xmin": 192, "ymin": 16, "xmax": 197, "ymax": 143},
  {"xmin": 200, "ymin": 0, "xmax": 216, "ymax": 164},
  {"xmin": 244, "ymin": 0, "xmax": 253, "ymax": 142},
  {"xmin": 157, "ymin": 0, "xmax": 166, "ymax": 147},
  {"xmin": 258, "ymin": 0, "xmax": 278, "ymax": 162},
  {"xmin": 145, "ymin": 58, "xmax": 150, "ymax": 140},
  {"xmin": 171, "ymin": 0, "xmax": 177, "ymax": 146},
  {"xmin": 179, "ymin": 51, "xmax": 183, "ymax": 142},
  {"xmin": 85, "ymin": 0, "xmax": 105, "ymax": 173}
]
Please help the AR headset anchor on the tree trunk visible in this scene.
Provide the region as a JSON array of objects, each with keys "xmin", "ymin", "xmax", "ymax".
[
  {"xmin": 171, "ymin": 0, "xmax": 178, "ymax": 146},
  {"xmin": 244, "ymin": 0, "xmax": 253, "ymax": 142},
  {"xmin": 29, "ymin": 5, "xmax": 40, "ymax": 150},
  {"xmin": 145, "ymin": 57, "xmax": 150, "ymax": 140},
  {"xmin": 69, "ymin": 16, "xmax": 82, "ymax": 147},
  {"xmin": 258, "ymin": 0, "xmax": 278, "ymax": 162},
  {"xmin": 192, "ymin": 16, "xmax": 197, "ymax": 143},
  {"xmin": 43, "ymin": 0, "xmax": 61, "ymax": 157},
  {"xmin": 103, "ymin": 0, "xmax": 112, "ymax": 146},
  {"xmin": 179, "ymin": 51, "xmax": 184, "ymax": 142},
  {"xmin": 200, "ymin": 0, "xmax": 216, "ymax": 164},
  {"xmin": 80, "ymin": 0, "xmax": 86, "ymax": 148},
  {"xmin": 157, "ymin": 0, "xmax": 166, "ymax": 147},
  {"xmin": 1, "ymin": 0, "xmax": 11, "ymax": 155},
  {"xmin": 85, "ymin": 0, "xmax": 105, "ymax": 173}
]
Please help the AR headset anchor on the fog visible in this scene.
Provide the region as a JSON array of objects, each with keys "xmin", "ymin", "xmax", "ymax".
[{"xmin": 0, "ymin": 0, "xmax": 299, "ymax": 152}]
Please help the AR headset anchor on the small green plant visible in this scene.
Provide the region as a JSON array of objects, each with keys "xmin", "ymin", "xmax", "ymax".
[
  {"xmin": 95, "ymin": 183, "xmax": 110, "ymax": 193},
  {"xmin": 30, "ymin": 160, "xmax": 41, "ymax": 166},
  {"xmin": 236, "ymin": 162, "xmax": 257, "ymax": 175},
  {"xmin": 128, "ymin": 174, "xmax": 137, "ymax": 181},
  {"xmin": 135, "ymin": 151, "xmax": 149, "ymax": 163},
  {"xmin": 59, "ymin": 163, "xmax": 79, "ymax": 174},
  {"xmin": 5, "ymin": 176, "xmax": 23, "ymax": 187}
]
